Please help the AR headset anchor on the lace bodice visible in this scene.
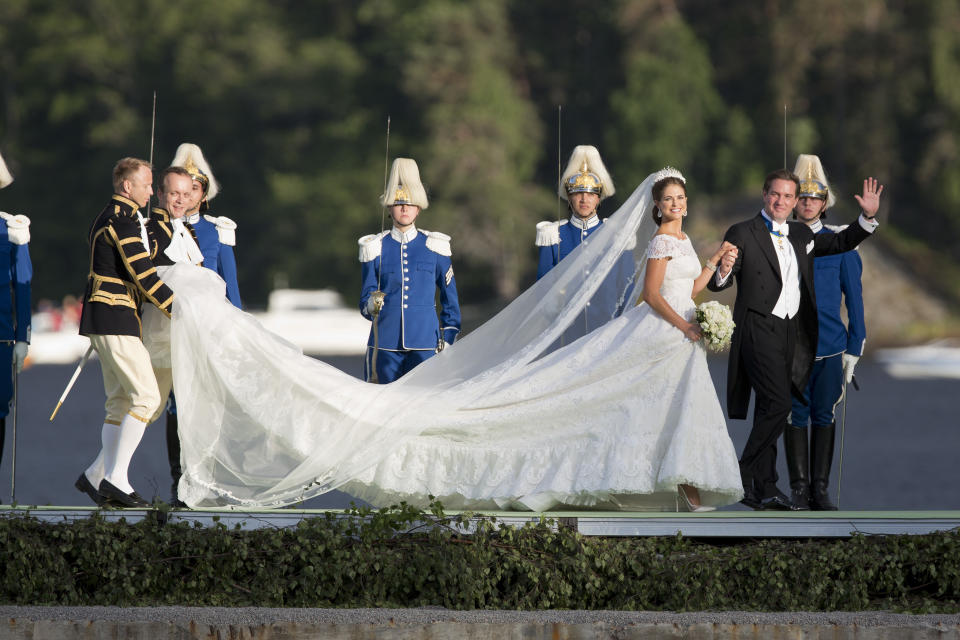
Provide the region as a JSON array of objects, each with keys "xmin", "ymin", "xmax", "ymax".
[{"xmin": 646, "ymin": 234, "xmax": 702, "ymax": 302}]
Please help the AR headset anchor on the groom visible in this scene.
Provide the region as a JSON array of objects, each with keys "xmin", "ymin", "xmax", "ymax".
[{"xmin": 709, "ymin": 168, "xmax": 882, "ymax": 510}]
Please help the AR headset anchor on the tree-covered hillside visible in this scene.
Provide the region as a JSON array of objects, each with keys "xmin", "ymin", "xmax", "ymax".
[{"xmin": 1, "ymin": 0, "xmax": 958, "ymax": 320}]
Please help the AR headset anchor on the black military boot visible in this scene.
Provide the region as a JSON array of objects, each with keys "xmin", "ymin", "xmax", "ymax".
[
  {"xmin": 166, "ymin": 412, "xmax": 186, "ymax": 508},
  {"xmin": 783, "ymin": 423, "xmax": 811, "ymax": 510},
  {"xmin": 810, "ymin": 423, "xmax": 838, "ymax": 510}
]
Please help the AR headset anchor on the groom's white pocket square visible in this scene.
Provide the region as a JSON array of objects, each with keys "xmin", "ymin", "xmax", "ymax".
[{"xmin": 806, "ymin": 241, "xmax": 814, "ymax": 254}]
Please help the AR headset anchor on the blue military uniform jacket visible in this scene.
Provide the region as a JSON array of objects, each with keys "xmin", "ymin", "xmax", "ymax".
[
  {"xmin": 535, "ymin": 214, "xmax": 603, "ymax": 280},
  {"xmin": 359, "ymin": 227, "xmax": 461, "ymax": 351},
  {"xmin": 187, "ymin": 211, "xmax": 241, "ymax": 308},
  {"xmin": 0, "ymin": 212, "xmax": 32, "ymax": 343},
  {"xmin": 813, "ymin": 221, "xmax": 866, "ymax": 358},
  {"xmin": 534, "ymin": 213, "xmax": 638, "ymax": 334}
]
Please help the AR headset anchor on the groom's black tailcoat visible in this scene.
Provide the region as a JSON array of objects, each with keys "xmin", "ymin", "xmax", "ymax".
[{"xmin": 708, "ymin": 212, "xmax": 871, "ymax": 495}]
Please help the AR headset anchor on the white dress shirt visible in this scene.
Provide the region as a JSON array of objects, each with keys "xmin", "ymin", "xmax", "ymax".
[
  {"xmin": 713, "ymin": 210, "xmax": 879, "ymax": 315},
  {"xmin": 711, "ymin": 209, "xmax": 800, "ymax": 318},
  {"xmin": 762, "ymin": 211, "xmax": 801, "ymax": 319}
]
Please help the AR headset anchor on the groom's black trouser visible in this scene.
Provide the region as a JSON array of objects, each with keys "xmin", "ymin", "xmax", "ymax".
[{"xmin": 738, "ymin": 310, "xmax": 797, "ymax": 499}]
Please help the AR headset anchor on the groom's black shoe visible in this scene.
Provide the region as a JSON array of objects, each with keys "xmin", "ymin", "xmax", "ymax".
[
  {"xmin": 739, "ymin": 488, "xmax": 762, "ymax": 510},
  {"xmin": 75, "ymin": 473, "xmax": 108, "ymax": 507},
  {"xmin": 759, "ymin": 490, "xmax": 800, "ymax": 511},
  {"xmin": 98, "ymin": 479, "xmax": 150, "ymax": 508}
]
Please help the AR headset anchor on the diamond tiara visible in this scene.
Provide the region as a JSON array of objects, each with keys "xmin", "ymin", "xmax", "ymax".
[{"xmin": 653, "ymin": 166, "xmax": 685, "ymax": 184}]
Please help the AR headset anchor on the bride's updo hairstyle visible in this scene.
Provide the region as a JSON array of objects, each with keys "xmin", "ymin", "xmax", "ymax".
[{"xmin": 650, "ymin": 167, "xmax": 687, "ymax": 226}]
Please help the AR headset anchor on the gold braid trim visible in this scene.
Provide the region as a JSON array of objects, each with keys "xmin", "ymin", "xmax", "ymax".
[{"xmin": 106, "ymin": 224, "xmax": 175, "ymax": 318}]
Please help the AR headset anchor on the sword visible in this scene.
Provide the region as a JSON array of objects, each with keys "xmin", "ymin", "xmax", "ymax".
[
  {"xmin": 557, "ymin": 105, "xmax": 563, "ymax": 223},
  {"xmin": 835, "ymin": 374, "xmax": 858, "ymax": 510},
  {"xmin": 145, "ymin": 90, "xmax": 157, "ymax": 215},
  {"xmin": 368, "ymin": 116, "xmax": 391, "ymax": 383},
  {"xmin": 49, "ymin": 344, "xmax": 93, "ymax": 421},
  {"xmin": 9, "ymin": 356, "xmax": 17, "ymax": 503}
]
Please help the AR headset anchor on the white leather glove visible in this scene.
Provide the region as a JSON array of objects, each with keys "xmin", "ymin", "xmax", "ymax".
[
  {"xmin": 842, "ymin": 353, "xmax": 859, "ymax": 384},
  {"xmin": 13, "ymin": 341, "xmax": 28, "ymax": 373},
  {"xmin": 364, "ymin": 292, "xmax": 385, "ymax": 316}
]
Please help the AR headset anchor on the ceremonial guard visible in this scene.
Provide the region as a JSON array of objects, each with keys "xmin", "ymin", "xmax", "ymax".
[
  {"xmin": 535, "ymin": 145, "xmax": 616, "ymax": 280},
  {"xmin": 76, "ymin": 158, "xmax": 174, "ymax": 508},
  {"xmin": 171, "ymin": 143, "xmax": 241, "ymax": 308},
  {"xmin": 786, "ymin": 154, "xmax": 869, "ymax": 511},
  {"xmin": 164, "ymin": 144, "xmax": 239, "ymax": 505},
  {"xmin": 359, "ymin": 158, "xmax": 461, "ymax": 383},
  {"xmin": 0, "ymin": 150, "xmax": 31, "ymax": 485}
]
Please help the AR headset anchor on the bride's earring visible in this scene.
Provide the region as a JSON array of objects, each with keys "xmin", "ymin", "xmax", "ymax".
[{"xmin": 682, "ymin": 211, "xmax": 688, "ymax": 217}]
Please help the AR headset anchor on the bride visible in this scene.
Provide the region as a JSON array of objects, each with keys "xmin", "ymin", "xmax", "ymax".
[{"xmin": 166, "ymin": 168, "xmax": 743, "ymax": 511}]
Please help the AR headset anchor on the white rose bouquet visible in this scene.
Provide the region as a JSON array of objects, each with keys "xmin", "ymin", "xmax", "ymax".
[{"xmin": 695, "ymin": 301, "xmax": 735, "ymax": 352}]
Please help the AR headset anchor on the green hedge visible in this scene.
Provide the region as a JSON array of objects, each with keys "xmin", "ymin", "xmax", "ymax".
[{"xmin": 1, "ymin": 502, "xmax": 959, "ymax": 611}]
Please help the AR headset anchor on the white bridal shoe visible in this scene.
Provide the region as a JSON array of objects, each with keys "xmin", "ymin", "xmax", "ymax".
[{"xmin": 678, "ymin": 485, "xmax": 716, "ymax": 513}]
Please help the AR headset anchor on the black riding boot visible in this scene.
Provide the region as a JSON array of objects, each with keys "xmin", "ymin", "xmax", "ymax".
[
  {"xmin": 165, "ymin": 412, "xmax": 186, "ymax": 508},
  {"xmin": 783, "ymin": 423, "xmax": 811, "ymax": 510},
  {"xmin": 810, "ymin": 423, "xmax": 838, "ymax": 510}
]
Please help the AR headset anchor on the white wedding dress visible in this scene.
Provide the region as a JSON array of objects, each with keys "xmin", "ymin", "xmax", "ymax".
[{"xmin": 166, "ymin": 173, "xmax": 743, "ymax": 510}]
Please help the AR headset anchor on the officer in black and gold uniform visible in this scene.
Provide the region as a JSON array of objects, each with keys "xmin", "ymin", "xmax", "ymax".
[{"xmin": 75, "ymin": 157, "xmax": 175, "ymax": 509}]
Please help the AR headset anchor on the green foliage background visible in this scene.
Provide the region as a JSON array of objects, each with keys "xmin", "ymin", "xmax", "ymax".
[
  {"xmin": 1, "ymin": 0, "xmax": 958, "ymax": 309},
  {"xmin": 2, "ymin": 505, "xmax": 960, "ymax": 611}
]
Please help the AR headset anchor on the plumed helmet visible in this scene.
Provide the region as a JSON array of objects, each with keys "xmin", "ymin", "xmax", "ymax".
[
  {"xmin": 0, "ymin": 149, "xmax": 13, "ymax": 189},
  {"xmin": 381, "ymin": 158, "xmax": 429, "ymax": 210},
  {"xmin": 793, "ymin": 154, "xmax": 836, "ymax": 210},
  {"xmin": 559, "ymin": 145, "xmax": 615, "ymax": 201},
  {"xmin": 171, "ymin": 143, "xmax": 220, "ymax": 202}
]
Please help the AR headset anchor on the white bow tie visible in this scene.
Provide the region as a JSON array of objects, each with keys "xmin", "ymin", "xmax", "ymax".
[
  {"xmin": 166, "ymin": 218, "xmax": 204, "ymax": 264},
  {"xmin": 772, "ymin": 221, "xmax": 790, "ymax": 237}
]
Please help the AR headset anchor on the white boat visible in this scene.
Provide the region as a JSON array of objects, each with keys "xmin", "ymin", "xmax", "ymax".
[
  {"xmin": 874, "ymin": 339, "xmax": 960, "ymax": 379},
  {"xmin": 25, "ymin": 309, "xmax": 91, "ymax": 365},
  {"xmin": 26, "ymin": 331, "xmax": 91, "ymax": 365},
  {"xmin": 25, "ymin": 288, "xmax": 370, "ymax": 366},
  {"xmin": 251, "ymin": 288, "xmax": 370, "ymax": 356}
]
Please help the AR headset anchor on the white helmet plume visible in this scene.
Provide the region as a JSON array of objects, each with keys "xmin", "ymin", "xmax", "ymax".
[{"xmin": 171, "ymin": 142, "xmax": 220, "ymax": 202}]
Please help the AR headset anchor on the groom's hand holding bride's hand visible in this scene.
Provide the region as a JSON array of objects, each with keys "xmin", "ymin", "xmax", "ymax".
[{"xmin": 717, "ymin": 242, "xmax": 738, "ymax": 278}]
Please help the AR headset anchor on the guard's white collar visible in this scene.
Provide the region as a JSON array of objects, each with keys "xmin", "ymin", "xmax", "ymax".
[
  {"xmin": 186, "ymin": 212, "xmax": 201, "ymax": 225},
  {"xmin": 391, "ymin": 226, "xmax": 418, "ymax": 243},
  {"xmin": 808, "ymin": 219, "xmax": 824, "ymax": 233},
  {"xmin": 569, "ymin": 214, "xmax": 600, "ymax": 230}
]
